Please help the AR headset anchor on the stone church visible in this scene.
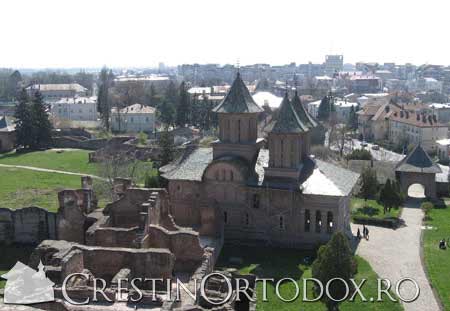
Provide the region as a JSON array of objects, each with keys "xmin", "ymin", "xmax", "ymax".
[{"xmin": 161, "ymin": 73, "xmax": 359, "ymax": 248}]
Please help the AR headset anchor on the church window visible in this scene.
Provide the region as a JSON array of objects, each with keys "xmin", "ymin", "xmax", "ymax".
[
  {"xmin": 327, "ymin": 212, "xmax": 333, "ymax": 234},
  {"xmin": 230, "ymin": 170, "xmax": 234, "ymax": 181},
  {"xmin": 224, "ymin": 211, "xmax": 228, "ymax": 224},
  {"xmin": 215, "ymin": 170, "xmax": 219, "ymax": 180},
  {"xmin": 280, "ymin": 139, "xmax": 284, "ymax": 167},
  {"xmin": 238, "ymin": 119, "xmax": 241, "ymax": 142},
  {"xmin": 252, "ymin": 194, "xmax": 260, "ymax": 209},
  {"xmin": 245, "ymin": 213, "xmax": 249, "ymax": 226},
  {"xmin": 290, "ymin": 140, "xmax": 295, "ymax": 167},
  {"xmin": 222, "ymin": 169, "xmax": 226, "ymax": 181},
  {"xmin": 279, "ymin": 216, "xmax": 284, "ymax": 230},
  {"xmin": 316, "ymin": 211, "xmax": 322, "ymax": 233},
  {"xmin": 305, "ymin": 210, "xmax": 310, "ymax": 232}
]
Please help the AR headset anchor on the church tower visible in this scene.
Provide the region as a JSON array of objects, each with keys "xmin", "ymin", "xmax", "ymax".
[
  {"xmin": 212, "ymin": 73, "xmax": 264, "ymax": 164},
  {"xmin": 264, "ymin": 91, "xmax": 317, "ymax": 181}
]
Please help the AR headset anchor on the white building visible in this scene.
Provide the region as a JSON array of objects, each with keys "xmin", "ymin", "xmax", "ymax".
[
  {"xmin": 306, "ymin": 99, "xmax": 358, "ymax": 122},
  {"xmin": 51, "ymin": 96, "xmax": 98, "ymax": 122},
  {"xmin": 252, "ymin": 91, "xmax": 283, "ymax": 109},
  {"xmin": 388, "ymin": 111, "xmax": 448, "ymax": 152},
  {"xmin": 26, "ymin": 83, "xmax": 89, "ymax": 101},
  {"xmin": 429, "ymin": 103, "xmax": 450, "ymax": 124},
  {"xmin": 436, "ymin": 138, "xmax": 450, "ymax": 162},
  {"xmin": 111, "ymin": 103, "xmax": 156, "ymax": 133}
]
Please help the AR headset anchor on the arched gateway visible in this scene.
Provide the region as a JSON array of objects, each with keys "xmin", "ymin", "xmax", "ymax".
[{"xmin": 395, "ymin": 145, "xmax": 441, "ymax": 199}]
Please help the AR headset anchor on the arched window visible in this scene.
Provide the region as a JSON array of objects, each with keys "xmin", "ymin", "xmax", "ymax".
[
  {"xmin": 316, "ymin": 211, "xmax": 322, "ymax": 233},
  {"xmin": 238, "ymin": 119, "xmax": 241, "ymax": 142},
  {"xmin": 245, "ymin": 213, "xmax": 249, "ymax": 226},
  {"xmin": 224, "ymin": 211, "xmax": 228, "ymax": 224},
  {"xmin": 280, "ymin": 139, "xmax": 284, "ymax": 167},
  {"xmin": 305, "ymin": 209, "xmax": 310, "ymax": 232},
  {"xmin": 327, "ymin": 212, "xmax": 333, "ymax": 234},
  {"xmin": 252, "ymin": 194, "xmax": 260, "ymax": 209},
  {"xmin": 279, "ymin": 216, "xmax": 284, "ymax": 230},
  {"xmin": 230, "ymin": 170, "xmax": 234, "ymax": 181}
]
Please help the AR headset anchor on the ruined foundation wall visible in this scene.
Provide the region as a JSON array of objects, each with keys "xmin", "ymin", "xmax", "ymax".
[{"xmin": 0, "ymin": 207, "xmax": 56, "ymax": 245}]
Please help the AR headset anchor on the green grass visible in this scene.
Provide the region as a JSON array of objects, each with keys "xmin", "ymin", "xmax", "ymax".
[
  {"xmin": 0, "ymin": 245, "xmax": 35, "ymax": 289},
  {"xmin": 0, "ymin": 149, "xmax": 98, "ymax": 175},
  {"xmin": 351, "ymin": 198, "xmax": 401, "ymax": 220},
  {"xmin": 216, "ymin": 246, "xmax": 403, "ymax": 311},
  {"xmin": 0, "ymin": 167, "xmax": 82, "ymax": 212},
  {"xmin": 423, "ymin": 205, "xmax": 450, "ymax": 310}
]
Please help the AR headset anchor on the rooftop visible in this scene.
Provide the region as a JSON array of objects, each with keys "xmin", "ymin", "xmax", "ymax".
[
  {"xmin": 52, "ymin": 96, "xmax": 97, "ymax": 105},
  {"xmin": 252, "ymin": 91, "xmax": 283, "ymax": 109},
  {"xmin": 212, "ymin": 73, "xmax": 263, "ymax": 114},
  {"xmin": 0, "ymin": 116, "xmax": 15, "ymax": 132},
  {"xmin": 160, "ymin": 147, "xmax": 359, "ymax": 196},
  {"xmin": 395, "ymin": 144, "xmax": 442, "ymax": 174},
  {"xmin": 112, "ymin": 103, "xmax": 156, "ymax": 114},
  {"xmin": 26, "ymin": 83, "xmax": 87, "ymax": 93}
]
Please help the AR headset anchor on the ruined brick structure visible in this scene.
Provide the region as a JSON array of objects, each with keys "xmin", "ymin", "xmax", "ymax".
[{"xmin": 161, "ymin": 73, "xmax": 360, "ymax": 248}]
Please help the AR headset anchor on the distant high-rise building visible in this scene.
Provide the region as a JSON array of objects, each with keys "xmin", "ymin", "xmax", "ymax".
[{"xmin": 324, "ymin": 55, "xmax": 343, "ymax": 76}]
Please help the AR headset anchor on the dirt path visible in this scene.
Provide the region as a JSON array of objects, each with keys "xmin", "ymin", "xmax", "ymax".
[
  {"xmin": 352, "ymin": 199, "xmax": 441, "ymax": 310},
  {"xmin": 0, "ymin": 164, "xmax": 105, "ymax": 181}
]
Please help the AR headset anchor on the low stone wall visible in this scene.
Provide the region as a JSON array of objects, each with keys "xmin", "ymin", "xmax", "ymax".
[
  {"xmin": 0, "ymin": 207, "xmax": 56, "ymax": 245},
  {"xmin": 52, "ymin": 136, "xmax": 132, "ymax": 151}
]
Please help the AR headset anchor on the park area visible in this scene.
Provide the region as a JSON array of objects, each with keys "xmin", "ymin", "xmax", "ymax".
[
  {"xmin": 216, "ymin": 245, "xmax": 403, "ymax": 311},
  {"xmin": 351, "ymin": 198, "xmax": 402, "ymax": 220},
  {"xmin": 423, "ymin": 203, "xmax": 450, "ymax": 310},
  {"xmin": 0, "ymin": 149, "xmax": 157, "ymax": 211}
]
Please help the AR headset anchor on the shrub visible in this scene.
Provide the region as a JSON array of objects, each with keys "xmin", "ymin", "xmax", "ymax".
[
  {"xmin": 138, "ymin": 131, "xmax": 148, "ymax": 146},
  {"xmin": 346, "ymin": 149, "xmax": 372, "ymax": 160},
  {"xmin": 421, "ymin": 201, "xmax": 434, "ymax": 220}
]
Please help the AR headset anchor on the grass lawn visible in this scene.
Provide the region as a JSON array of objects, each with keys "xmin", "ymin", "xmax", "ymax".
[
  {"xmin": 423, "ymin": 205, "xmax": 450, "ymax": 310},
  {"xmin": 216, "ymin": 246, "xmax": 403, "ymax": 311},
  {"xmin": 351, "ymin": 198, "xmax": 401, "ymax": 220},
  {"xmin": 0, "ymin": 167, "xmax": 82, "ymax": 212},
  {"xmin": 0, "ymin": 149, "xmax": 98, "ymax": 175},
  {"xmin": 0, "ymin": 245, "xmax": 35, "ymax": 289}
]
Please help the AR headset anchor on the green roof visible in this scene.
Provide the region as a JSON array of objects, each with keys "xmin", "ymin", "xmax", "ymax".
[
  {"xmin": 212, "ymin": 73, "xmax": 263, "ymax": 114},
  {"xmin": 270, "ymin": 93, "xmax": 309, "ymax": 134}
]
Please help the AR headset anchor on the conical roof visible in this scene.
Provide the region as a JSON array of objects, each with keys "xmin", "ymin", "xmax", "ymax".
[
  {"xmin": 270, "ymin": 93, "xmax": 308, "ymax": 134},
  {"xmin": 212, "ymin": 73, "xmax": 263, "ymax": 113},
  {"xmin": 291, "ymin": 91, "xmax": 318, "ymax": 129},
  {"xmin": 395, "ymin": 144, "xmax": 441, "ymax": 173}
]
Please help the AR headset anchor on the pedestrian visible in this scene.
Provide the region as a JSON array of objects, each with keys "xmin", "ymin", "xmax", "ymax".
[
  {"xmin": 357, "ymin": 228, "xmax": 361, "ymax": 240},
  {"xmin": 365, "ymin": 227, "xmax": 370, "ymax": 240},
  {"xmin": 362, "ymin": 225, "xmax": 367, "ymax": 239}
]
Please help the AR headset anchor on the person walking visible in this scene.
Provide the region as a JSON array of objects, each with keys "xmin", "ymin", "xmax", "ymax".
[
  {"xmin": 357, "ymin": 228, "xmax": 361, "ymax": 240},
  {"xmin": 365, "ymin": 226, "xmax": 370, "ymax": 240},
  {"xmin": 362, "ymin": 225, "xmax": 367, "ymax": 239}
]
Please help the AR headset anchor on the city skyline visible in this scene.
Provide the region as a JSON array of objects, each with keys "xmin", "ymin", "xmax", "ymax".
[{"xmin": 1, "ymin": 0, "xmax": 450, "ymax": 69}]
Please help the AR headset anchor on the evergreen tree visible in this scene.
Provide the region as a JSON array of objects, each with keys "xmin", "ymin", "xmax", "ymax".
[
  {"xmin": 312, "ymin": 232, "xmax": 357, "ymax": 311},
  {"xmin": 29, "ymin": 90, "xmax": 52, "ymax": 149},
  {"xmin": 14, "ymin": 89, "xmax": 33, "ymax": 149},
  {"xmin": 378, "ymin": 179, "xmax": 404, "ymax": 213},
  {"xmin": 159, "ymin": 130, "xmax": 174, "ymax": 166},
  {"xmin": 359, "ymin": 167, "xmax": 378, "ymax": 201},
  {"xmin": 318, "ymin": 95, "xmax": 334, "ymax": 121},
  {"xmin": 165, "ymin": 81, "xmax": 178, "ymax": 105},
  {"xmin": 157, "ymin": 101, "xmax": 175, "ymax": 127},
  {"xmin": 98, "ymin": 67, "xmax": 114, "ymax": 131},
  {"xmin": 347, "ymin": 105, "xmax": 358, "ymax": 131},
  {"xmin": 175, "ymin": 81, "xmax": 191, "ymax": 127}
]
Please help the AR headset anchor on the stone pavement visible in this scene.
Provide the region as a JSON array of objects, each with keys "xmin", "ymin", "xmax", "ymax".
[{"xmin": 352, "ymin": 199, "xmax": 441, "ymax": 311}]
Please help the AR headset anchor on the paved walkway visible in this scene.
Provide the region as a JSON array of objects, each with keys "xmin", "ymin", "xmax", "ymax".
[
  {"xmin": 0, "ymin": 164, "xmax": 105, "ymax": 180},
  {"xmin": 352, "ymin": 199, "xmax": 441, "ymax": 311}
]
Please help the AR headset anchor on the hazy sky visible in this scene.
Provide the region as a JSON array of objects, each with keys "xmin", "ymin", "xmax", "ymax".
[{"xmin": 0, "ymin": 0, "xmax": 448, "ymax": 68}]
